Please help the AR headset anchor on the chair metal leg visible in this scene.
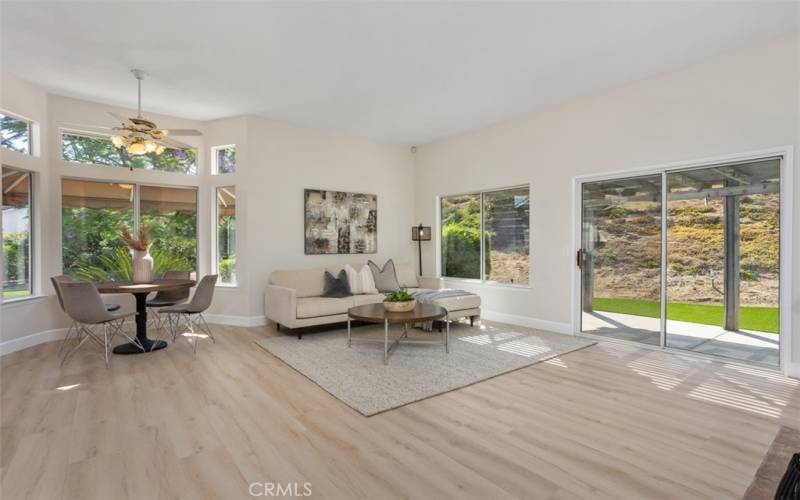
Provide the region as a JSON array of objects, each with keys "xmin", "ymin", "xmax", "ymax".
[
  {"xmin": 60, "ymin": 326, "xmax": 92, "ymax": 367},
  {"xmin": 198, "ymin": 313, "xmax": 215, "ymax": 343},
  {"xmin": 103, "ymin": 324, "xmax": 110, "ymax": 367},
  {"xmin": 57, "ymin": 321, "xmax": 77, "ymax": 357}
]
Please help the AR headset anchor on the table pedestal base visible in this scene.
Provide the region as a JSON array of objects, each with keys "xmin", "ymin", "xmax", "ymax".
[{"xmin": 113, "ymin": 338, "xmax": 167, "ymax": 354}]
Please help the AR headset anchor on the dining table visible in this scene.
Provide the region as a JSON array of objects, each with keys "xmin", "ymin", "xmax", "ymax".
[{"xmin": 95, "ymin": 278, "xmax": 196, "ymax": 354}]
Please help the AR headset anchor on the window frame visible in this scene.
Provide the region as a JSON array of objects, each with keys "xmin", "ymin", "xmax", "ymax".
[
  {"xmin": 211, "ymin": 144, "xmax": 236, "ymax": 175},
  {"xmin": 60, "ymin": 177, "xmax": 200, "ymax": 279},
  {"xmin": 0, "ymin": 111, "xmax": 34, "ymax": 156},
  {"xmin": 2, "ymin": 166, "xmax": 35, "ymax": 302},
  {"xmin": 213, "ymin": 185, "xmax": 237, "ymax": 287},
  {"xmin": 439, "ymin": 184, "xmax": 531, "ymax": 288},
  {"xmin": 59, "ymin": 129, "xmax": 198, "ymax": 175}
]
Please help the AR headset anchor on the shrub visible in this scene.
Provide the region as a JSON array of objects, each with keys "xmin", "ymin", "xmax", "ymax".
[
  {"xmin": 3, "ymin": 231, "xmax": 29, "ymax": 284},
  {"xmin": 441, "ymin": 223, "xmax": 491, "ymax": 278},
  {"xmin": 219, "ymin": 256, "xmax": 236, "ymax": 283}
]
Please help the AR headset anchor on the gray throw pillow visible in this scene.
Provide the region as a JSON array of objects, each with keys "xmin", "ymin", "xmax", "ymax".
[
  {"xmin": 367, "ymin": 259, "xmax": 400, "ymax": 293},
  {"xmin": 322, "ymin": 270, "xmax": 352, "ymax": 298}
]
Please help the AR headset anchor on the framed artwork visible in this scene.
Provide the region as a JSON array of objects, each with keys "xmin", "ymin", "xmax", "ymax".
[{"xmin": 304, "ymin": 189, "xmax": 377, "ymax": 254}]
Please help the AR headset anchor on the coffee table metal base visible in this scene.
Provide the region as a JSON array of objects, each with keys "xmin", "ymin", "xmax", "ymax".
[{"xmin": 347, "ymin": 314, "xmax": 449, "ymax": 365}]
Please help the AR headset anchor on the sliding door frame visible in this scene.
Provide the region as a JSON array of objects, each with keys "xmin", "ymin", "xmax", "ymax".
[{"xmin": 570, "ymin": 146, "xmax": 793, "ymax": 374}]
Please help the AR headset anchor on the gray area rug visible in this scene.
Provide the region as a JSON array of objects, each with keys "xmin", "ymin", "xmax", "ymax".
[{"xmin": 256, "ymin": 320, "xmax": 596, "ymax": 416}]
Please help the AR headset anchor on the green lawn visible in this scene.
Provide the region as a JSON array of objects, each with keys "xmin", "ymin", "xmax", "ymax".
[
  {"xmin": 593, "ymin": 297, "xmax": 779, "ymax": 334},
  {"xmin": 2, "ymin": 289, "xmax": 31, "ymax": 300}
]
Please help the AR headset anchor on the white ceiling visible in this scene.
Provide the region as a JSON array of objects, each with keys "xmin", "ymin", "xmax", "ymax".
[{"xmin": 2, "ymin": 2, "xmax": 797, "ymax": 145}]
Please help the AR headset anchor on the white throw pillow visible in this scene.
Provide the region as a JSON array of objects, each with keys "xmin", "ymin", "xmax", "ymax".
[{"xmin": 345, "ymin": 264, "xmax": 379, "ymax": 294}]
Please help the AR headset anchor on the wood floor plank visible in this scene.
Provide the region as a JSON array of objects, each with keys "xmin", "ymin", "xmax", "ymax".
[{"xmin": 1, "ymin": 320, "xmax": 798, "ymax": 500}]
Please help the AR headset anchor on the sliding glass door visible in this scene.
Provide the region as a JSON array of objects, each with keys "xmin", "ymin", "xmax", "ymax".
[
  {"xmin": 665, "ymin": 159, "xmax": 780, "ymax": 365},
  {"xmin": 580, "ymin": 174, "xmax": 662, "ymax": 345},
  {"xmin": 579, "ymin": 157, "xmax": 781, "ymax": 367}
]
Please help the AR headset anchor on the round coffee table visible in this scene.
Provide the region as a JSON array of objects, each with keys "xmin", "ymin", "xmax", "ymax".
[{"xmin": 347, "ymin": 303, "xmax": 449, "ymax": 364}]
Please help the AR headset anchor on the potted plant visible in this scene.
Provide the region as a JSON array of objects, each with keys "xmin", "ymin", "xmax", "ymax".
[
  {"xmin": 383, "ymin": 288, "xmax": 417, "ymax": 312},
  {"xmin": 120, "ymin": 224, "xmax": 153, "ymax": 283}
]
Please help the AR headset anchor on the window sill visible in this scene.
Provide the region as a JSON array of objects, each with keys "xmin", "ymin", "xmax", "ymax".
[
  {"xmin": 216, "ymin": 283, "xmax": 238, "ymax": 289},
  {"xmin": 441, "ymin": 277, "xmax": 531, "ymax": 290},
  {"xmin": 2, "ymin": 294, "xmax": 48, "ymax": 308}
]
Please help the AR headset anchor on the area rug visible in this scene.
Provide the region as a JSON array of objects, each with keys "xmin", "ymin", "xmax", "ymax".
[
  {"xmin": 744, "ymin": 426, "xmax": 800, "ymax": 499},
  {"xmin": 255, "ymin": 320, "xmax": 596, "ymax": 416}
]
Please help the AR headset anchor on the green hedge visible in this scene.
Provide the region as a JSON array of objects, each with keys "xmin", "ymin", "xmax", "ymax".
[{"xmin": 441, "ymin": 223, "xmax": 490, "ymax": 279}]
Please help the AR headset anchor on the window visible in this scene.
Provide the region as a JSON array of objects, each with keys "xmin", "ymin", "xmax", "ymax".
[
  {"xmin": 61, "ymin": 132, "xmax": 197, "ymax": 174},
  {"xmin": 2, "ymin": 167, "xmax": 32, "ymax": 299},
  {"xmin": 483, "ymin": 187, "xmax": 530, "ymax": 284},
  {"xmin": 216, "ymin": 186, "xmax": 236, "ymax": 284},
  {"xmin": 213, "ymin": 145, "xmax": 236, "ymax": 174},
  {"xmin": 62, "ymin": 179, "xmax": 197, "ymax": 280},
  {"xmin": 440, "ymin": 186, "xmax": 530, "ymax": 285},
  {"xmin": 1, "ymin": 113, "xmax": 32, "ymax": 154},
  {"xmin": 140, "ymin": 186, "xmax": 198, "ymax": 273},
  {"xmin": 441, "ymin": 193, "xmax": 482, "ymax": 279}
]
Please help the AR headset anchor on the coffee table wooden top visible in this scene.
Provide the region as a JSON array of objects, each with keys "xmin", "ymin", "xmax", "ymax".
[
  {"xmin": 348, "ymin": 303, "xmax": 446, "ymax": 323},
  {"xmin": 95, "ymin": 279, "xmax": 196, "ymax": 295}
]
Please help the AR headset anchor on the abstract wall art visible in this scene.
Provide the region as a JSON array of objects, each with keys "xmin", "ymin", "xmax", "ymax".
[{"xmin": 304, "ymin": 189, "xmax": 377, "ymax": 254}]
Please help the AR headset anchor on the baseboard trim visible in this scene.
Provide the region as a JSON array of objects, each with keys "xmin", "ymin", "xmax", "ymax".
[
  {"xmin": 480, "ymin": 310, "xmax": 572, "ymax": 335},
  {"xmin": 0, "ymin": 314, "xmax": 266, "ymax": 356},
  {"xmin": 204, "ymin": 314, "xmax": 266, "ymax": 327},
  {"xmin": 0, "ymin": 327, "xmax": 69, "ymax": 356}
]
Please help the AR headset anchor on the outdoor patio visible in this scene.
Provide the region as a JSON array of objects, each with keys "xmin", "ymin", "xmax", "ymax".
[{"xmin": 582, "ymin": 310, "xmax": 779, "ymax": 366}]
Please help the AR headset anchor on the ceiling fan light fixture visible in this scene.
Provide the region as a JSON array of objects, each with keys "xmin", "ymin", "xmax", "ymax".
[
  {"xmin": 127, "ymin": 140, "xmax": 147, "ymax": 156},
  {"xmin": 111, "ymin": 135, "xmax": 126, "ymax": 148}
]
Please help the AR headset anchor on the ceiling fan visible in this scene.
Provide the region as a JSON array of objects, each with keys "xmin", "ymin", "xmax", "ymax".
[{"xmin": 63, "ymin": 69, "xmax": 202, "ymax": 162}]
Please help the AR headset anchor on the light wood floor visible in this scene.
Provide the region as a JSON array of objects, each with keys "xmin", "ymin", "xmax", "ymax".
[{"xmin": 1, "ymin": 321, "xmax": 798, "ymax": 499}]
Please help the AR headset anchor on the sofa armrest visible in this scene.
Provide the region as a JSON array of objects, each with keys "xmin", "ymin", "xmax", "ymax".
[
  {"xmin": 418, "ymin": 276, "xmax": 444, "ymax": 290},
  {"xmin": 265, "ymin": 284, "xmax": 297, "ymax": 328}
]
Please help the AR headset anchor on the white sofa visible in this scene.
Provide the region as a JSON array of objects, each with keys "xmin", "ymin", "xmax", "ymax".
[{"xmin": 264, "ymin": 262, "xmax": 481, "ymax": 338}]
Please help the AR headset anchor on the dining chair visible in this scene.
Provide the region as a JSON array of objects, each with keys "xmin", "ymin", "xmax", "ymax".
[
  {"xmin": 51, "ymin": 275, "xmax": 121, "ymax": 359},
  {"xmin": 162, "ymin": 274, "xmax": 218, "ymax": 355},
  {"xmin": 147, "ymin": 270, "xmax": 191, "ymax": 333},
  {"xmin": 59, "ymin": 281, "xmax": 140, "ymax": 367}
]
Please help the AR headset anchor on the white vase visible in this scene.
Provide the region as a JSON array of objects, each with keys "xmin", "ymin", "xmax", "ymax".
[{"xmin": 132, "ymin": 248, "xmax": 154, "ymax": 283}]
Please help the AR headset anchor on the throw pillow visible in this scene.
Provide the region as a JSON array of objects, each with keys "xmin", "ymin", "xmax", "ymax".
[
  {"xmin": 367, "ymin": 259, "xmax": 400, "ymax": 293},
  {"xmin": 344, "ymin": 264, "xmax": 379, "ymax": 294},
  {"xmin": 322, "ymin": 270, "xmax": 352, "ymax": 298}
]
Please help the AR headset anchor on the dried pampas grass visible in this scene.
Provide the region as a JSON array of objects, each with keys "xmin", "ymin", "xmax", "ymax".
[{"xmin": 120, "ymin": 224, "xmax": 151, "ymax": 251}]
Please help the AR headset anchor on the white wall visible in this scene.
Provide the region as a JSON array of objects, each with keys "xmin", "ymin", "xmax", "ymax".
[
  {"xmin": 1, "ymin": 79, "xmax": 415, "ymax": 344},
  {"xmin": 228, "ymin": 117, "xmax": 415, "ymax": 320},
  {"xmin": 204, "ymin": 115, "xmax": 417, "ymax": 321},
  {"xmin": 2, "ymin": 33, "xmax": 798, "ymax": 376},
  {"xmin": 0, "ymin": 74, "xmax": 66, "ymax": 342},
  {"xmin": 414, "ymin": 34, "xmax": 800, "ymax": 372}
]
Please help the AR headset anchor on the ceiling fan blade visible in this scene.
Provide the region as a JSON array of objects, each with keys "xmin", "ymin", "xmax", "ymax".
[
  {"xmin": 107, "ymin": 111, "xmax": 131, "ymax": 124},
  {"xmin": 158, "ymin": 136, "xmax": 194, "ymax": 150},
  {"xmin": 163, "ymin": 128, "xmax": 202, "ymax": 137},
  {"xmin": 59, "ymin": 122, "xmax": 117, "ymax": 134}
]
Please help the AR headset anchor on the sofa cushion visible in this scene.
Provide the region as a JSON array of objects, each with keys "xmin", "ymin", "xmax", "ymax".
[
  {"xmin": 353, "ymin": 293, "xmax": 385, "ymax": 306},
  {"xmin": 270, "ymin": 268, "xmax": 326, "ymax": 298},
  {"xmin": 368, "ymin": 259, "xmax": 400, "ymax": 292},
  {"xmin": 296, "ymin": 296, "xmax": 354, "ymax": 319},
  {"xmin": 394, "ymin": 262, "xmax": 419, "ymax": 288}
]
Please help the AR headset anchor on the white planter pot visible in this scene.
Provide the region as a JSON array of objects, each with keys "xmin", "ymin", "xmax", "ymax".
[{"xmin": 132, "ymin": 249, "xmax": 154, "ymax": 283}]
